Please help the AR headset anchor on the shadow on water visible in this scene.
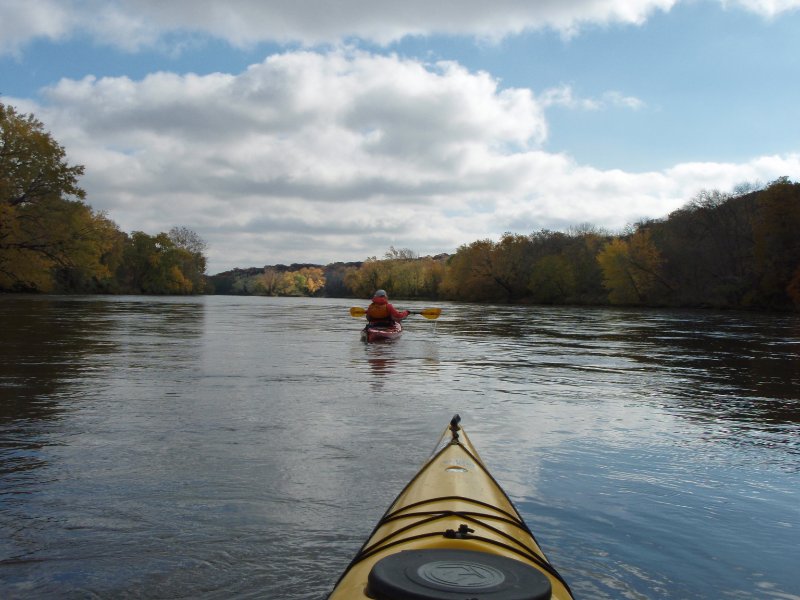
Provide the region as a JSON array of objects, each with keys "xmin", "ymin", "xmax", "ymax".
[
  {"xmin": 0, "ymin": 296, "xmax": 205, "ymax": 478},
  {"xmin": 1, "ymin": 296, "xmax": 112, "ymax": 424},
  {"xmin": 603, "ymin": 310, "xmax": 800, "ymax": 422},
  {"xmin": 0, "ymin": 296, "xmax": 206, "ymax": 422},
  {"xmin": 439, "ymin": 303, "xmax": 800, "ymax": 429}
]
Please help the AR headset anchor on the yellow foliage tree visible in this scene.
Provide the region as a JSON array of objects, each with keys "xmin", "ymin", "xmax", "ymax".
[
  {"xmin": 298, "ymin": 267, "xmax": 326, "ymax": 294},
  {"xmin": 597, "ymin": 230, "xmax": 666, "ymax": 304},
  {"xmin": 167, "ymin": 265, "xmax": 193, "ymax": 294},
  {"xmin": 440, "ymin": 239, "xmax": 497, "ymax": 301},
  {"xmin": 344, "ymin": 258, "xmax": 386, "ymax": 298}
]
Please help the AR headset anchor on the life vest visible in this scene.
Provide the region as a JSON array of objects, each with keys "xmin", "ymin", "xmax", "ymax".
[{"xmin": 366, "ymin": 301, "xmax": 390, "ymax": 321}]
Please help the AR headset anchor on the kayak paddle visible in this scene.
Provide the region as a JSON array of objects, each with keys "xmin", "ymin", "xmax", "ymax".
[
  {"xmin": 349, "ymin": 306, "xmax": 442, "ymax": 319},
  {"xmin": 409, "ymin": 308, "xmax": 442, "ymax": 319}
]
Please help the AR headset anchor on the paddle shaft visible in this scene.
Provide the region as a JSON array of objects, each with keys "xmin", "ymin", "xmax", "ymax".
[{"xmin": 349, "ymin": 306, "xmax": 441, "ymax": 320}]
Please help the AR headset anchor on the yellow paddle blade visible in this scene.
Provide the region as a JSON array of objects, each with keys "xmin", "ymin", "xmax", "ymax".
[
  {"xmin": 350, "ymin": 307, "xmax": 367, "ymax": 318},
  {"xmin": 411, "ymin": 308, "xmax": 442, "ymax": 320}
]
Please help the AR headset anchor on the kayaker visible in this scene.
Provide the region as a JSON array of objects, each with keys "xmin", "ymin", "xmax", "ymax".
[{"xmin": 366, "ymin": 290, "xmax": 409, "ymax": 325}]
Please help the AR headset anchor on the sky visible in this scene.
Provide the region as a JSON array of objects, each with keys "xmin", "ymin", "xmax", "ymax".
[{"xmin": 2, "ymin": 0, "xmax": 800, "ymax": 274}]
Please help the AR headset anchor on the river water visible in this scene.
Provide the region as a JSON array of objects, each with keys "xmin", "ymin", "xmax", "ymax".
[{"xmin": 1, "ymin": 295, "xmax": 798, "ymax": 599}]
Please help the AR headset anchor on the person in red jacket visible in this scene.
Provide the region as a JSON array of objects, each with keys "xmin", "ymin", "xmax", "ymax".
[{"xmin": 366, "ymin": 289, "xmax": 409, "ymax": 325}]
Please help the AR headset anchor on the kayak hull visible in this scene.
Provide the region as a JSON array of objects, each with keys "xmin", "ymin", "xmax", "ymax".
[
  {"xmin": 328, "ymin": 415, "xmax": 574, "ymax": 599},
  {"xmin": 361, "ymin": 321, "xmax": 403, "ymax": 343}
]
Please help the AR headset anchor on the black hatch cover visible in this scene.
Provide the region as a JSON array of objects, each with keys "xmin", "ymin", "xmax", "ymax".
[{"xmin": 367, "ymin": 549, "xmax": 552, "ymax": 600}]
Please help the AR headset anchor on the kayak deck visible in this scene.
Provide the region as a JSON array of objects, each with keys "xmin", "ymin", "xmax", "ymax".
[
  {"xmin": 361, "ymin": 321, "xmax": 403, "ymax": 343},
  {"xmin": 329, "ymin": 415, "xmax": 574, "ymax": 599}
]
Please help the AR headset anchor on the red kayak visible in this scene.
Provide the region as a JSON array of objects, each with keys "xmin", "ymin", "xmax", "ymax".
[{"xmin": 361, "ymin": 321, "xmax": 402, "ymax": 343}]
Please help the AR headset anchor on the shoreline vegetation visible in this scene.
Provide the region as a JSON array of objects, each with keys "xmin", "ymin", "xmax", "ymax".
[{"xmin": 3, "ymin": 102, "xmax": 799, "ymax": 311}]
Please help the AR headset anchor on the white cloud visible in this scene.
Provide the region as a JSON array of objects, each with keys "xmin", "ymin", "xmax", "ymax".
[
  {"xmin": 3, "ymin": 0, "xmax": 799, "ymax": 55},
  {"xmin": 0, "ymin": 0, "xmax": 679, "ymax": 54},
  {"xmin": 10, "ymin": 50, "xmax": 800, "ymax": 273},
  {"xmin": 723, "ymin": 0, "xmax": 800, "ymax": 17},
  {"xmin": 602, "ymin": 91, "xmax": 645, "ymax": 110},
  {"xmin": 0, "ymin": 0, "xmax": 74, "ymax": 55},
  {"xmin": 538, "ymin": 85, "xmax": 645, "ymax": 111},
  {"xmin": 539, "ymin": 85, "xmax": 602, "ymax": 110}
]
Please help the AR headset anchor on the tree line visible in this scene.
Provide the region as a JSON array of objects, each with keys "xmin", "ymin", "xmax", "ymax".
[
  {"xmin": 214, "ymin": 180, "xmax": 800, "ymax": 312},
  {"xmin": 441, "ymin": 177, "xmax": 800, "ymax": 310},
  {"xmin": 1, "ymin": 102, "xmax": 208, "ymax": 294},
  {"xmin": 208, "ymin": 247, "xmax": 448, "ymax": 299},
  {"xmin": 211, "ymin": 265, "xmax": 327, "ymax": 296},
  {"xmin": 443, "ymin": 178, "xmax": 800, "ymax": 311}
]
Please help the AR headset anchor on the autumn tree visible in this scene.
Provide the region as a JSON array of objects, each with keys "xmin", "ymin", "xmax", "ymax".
[
  {"xmin": 491, "ymin": 233, "xmax": 536, "ymax": 302},
  {"xmin": 344, "ymin": 257, "xmax": 386, "ymax": 298},
  {"xmin": 115, "ymin": 231, "xmax": 205, "ymax": 294},
  {"xmin": 563, "ymin": 229, "xmax": 609, "ymax": 303},
  {"xmin": 342, "ymin": 249, "xmax": 443, "ymax": 299},
  {"xmin": 322, "ymin": 264, "xmax": 357, "ymax": 297},
  {"xmin": 256, "ymin": 268, "xmax": 283, "ymax": 295},
  {"xmin": 229, "ymin": 265, "xmax": 325, "ymax": 296},
  {"xmin": 384, "ymin": 246, "xmax": 417, "ymax": 260},
  {"xmin": 294, "ymin": 267, "xmax": 326, "ymax": 295},
  {"xmin": 0, "ymin": 102, "xmax": 115, "ymax": 291},
  {"xmin": 168, "ymin": 226, "xmax": 208, "ymax": 293},
  {"xmin": 529, "ymin": 255, "xmax": 576, "ymax": 304},
  {"xmin": 656, "ymin": 189, "xmax": 758, "ymax": 306},
  {"xmin": 53, "ymin": 211, "xmax": 127, "ymax": 292},
  {"xmin": 597, "ymin": 229, "xmax": 668, "ymax": 304},
  {"xmin": 440, "ymin": 239, "xmax": 498, "ymax": 301},
  {"xmin": 401, "ymin": 256, "xmax": 444, "ymax": 298}
]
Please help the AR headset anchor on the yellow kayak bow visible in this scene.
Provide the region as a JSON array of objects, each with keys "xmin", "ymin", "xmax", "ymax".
[{"xmin": 329, "ymin": 415, "xmax": 574, "ymax": 600}]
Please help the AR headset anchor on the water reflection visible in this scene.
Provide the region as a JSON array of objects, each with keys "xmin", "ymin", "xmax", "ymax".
[
  {"xmin": 366, "ymin": 356, "xmax": 394, "ymax": 390},
  {"xmin": 358, "ymin": 323, "xmax": 442, "ymax": 393}
]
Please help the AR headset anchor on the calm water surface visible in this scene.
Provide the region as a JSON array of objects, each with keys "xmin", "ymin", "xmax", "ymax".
[{"xmin": 1, "ymin": 295, "xmax": 798, "ymax": 599}]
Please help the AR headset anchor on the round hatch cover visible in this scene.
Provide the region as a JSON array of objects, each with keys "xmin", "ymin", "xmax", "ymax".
[{"xmin": 367, "ymin": 549, "xmax": 552, "ymax": 600}]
